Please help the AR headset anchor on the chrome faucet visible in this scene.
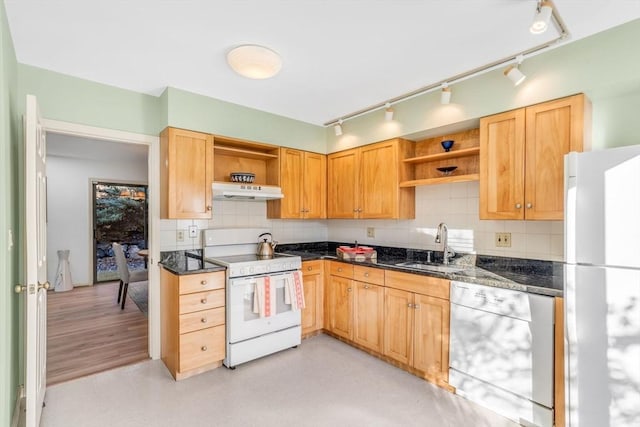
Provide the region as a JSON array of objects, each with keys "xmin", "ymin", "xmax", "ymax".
[{"xmin": 435, "ymin": 223, "xmax": 455, "ymax": 265}]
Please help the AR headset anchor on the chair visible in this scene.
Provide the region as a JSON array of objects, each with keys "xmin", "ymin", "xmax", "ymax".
[{"xmin": 113, "ymin": 242, "xmax": 148, "ymax": 310}]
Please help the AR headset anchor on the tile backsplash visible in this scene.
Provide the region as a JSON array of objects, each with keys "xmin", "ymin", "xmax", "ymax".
[{"xmin": 159, "ymin": 181, "xmax": 563, "ymax": 261}]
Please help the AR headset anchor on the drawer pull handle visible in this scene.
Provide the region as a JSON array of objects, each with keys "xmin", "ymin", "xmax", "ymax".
[
  {"xmin": 307, "ymin": 266, "xmax": 312, "ymax": 271},
  {"xmin": 364, "ymin": 285, "xmax": 370, "ymax": 289},
  {"xmin": 201, "ymin": 280, "xmax": 207, "ymax": 285},
  {"xmin": 201, "ymin": 318, "xmax": 207, "ymax": 323},
  {"xmin": 201, "ymin": 346, "xmax": 208, "ymax": 352},
  {"xmin": 338, "ymin": 268, "xmax": 342, "ymax": 272},
  {"xmin": 201, "ymin": 298, "xmax": 207, "ymax": 304}
]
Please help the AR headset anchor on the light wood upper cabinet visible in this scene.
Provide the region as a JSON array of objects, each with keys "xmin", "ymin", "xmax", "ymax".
[
  {"xmin": 301, "ymin": 260, "xmax": 324, "ymax": 336},
  {"xmin": 160, "ymin": 127, "xmax": 214, "ymax": 219},
  {"xmin": 268, "ymin": 148, "xmax": 326, "ymax": 219},
  {"xmin": 480, "ymin": 94, "xmax": 590, "ymax": 220},
  {"xmin": 327, "ymin": 139, "xmax": 414, "ymax": 219}
]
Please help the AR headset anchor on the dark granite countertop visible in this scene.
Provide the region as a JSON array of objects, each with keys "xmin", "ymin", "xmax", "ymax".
[
  {"xmin": 159, "ymin": 250, "xmax": 226, "ymax": 275},
  {"xmin": 278, "ymin": 242, "xmax": 564, "ymax": 297}
]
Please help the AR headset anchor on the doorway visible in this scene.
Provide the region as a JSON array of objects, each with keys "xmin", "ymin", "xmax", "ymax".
[{"xmin": 93, "ymin": 181, "xmax": 148, "ymax": 284}]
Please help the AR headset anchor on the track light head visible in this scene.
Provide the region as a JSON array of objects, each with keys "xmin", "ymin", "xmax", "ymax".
[
  {"xmin": 440, "ymin": 84, "xmax": 452, "ymax": 104},
  {"xmin": 384, "ymin": 103, "xmax": 394, "ymax": 121},
  {"xmin": 530, "ymin": 1, "xmax": 553, "ymax": 34},
  {"xmin": 334, "ymin": 120, "xmax": 343, "ymax": 136},
  {"xmin": 504, "ymin": 55, "xmax": 526, "ymax": 86}
]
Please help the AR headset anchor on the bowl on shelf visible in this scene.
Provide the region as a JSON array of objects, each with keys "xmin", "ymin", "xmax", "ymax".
[
  {"xmin": 436, "ymin": 166, "xmax": 458, "ymax": 176},
  {"xmin": 441, "ymin": 140, "xmax": 455, "ymax": 152},
  {"xmin": 230, "ymin": 172, "xmax": 256, "ymax": 183}
]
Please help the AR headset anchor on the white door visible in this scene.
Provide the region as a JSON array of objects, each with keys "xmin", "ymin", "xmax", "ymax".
[{"xmin": 23, "ymin": 94, "xmax": 48, "ymax": 426}]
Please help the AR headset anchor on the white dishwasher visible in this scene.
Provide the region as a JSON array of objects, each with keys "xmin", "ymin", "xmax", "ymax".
[{"xmin": 449, "ymin": 281, "xmax": 555, "ymax": 427}]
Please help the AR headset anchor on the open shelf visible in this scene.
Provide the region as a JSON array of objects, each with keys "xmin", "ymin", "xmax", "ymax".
[
  {"xmin": 214, "ymin": 145, "xmax": 279, "ymax": 160},
  {"xmin": 403, "ymin": 147, "xmax": 480, "ymax": 164},
  {"xmin": 400, "ymin": 173, "xmax": 479, "ymax": 187}
]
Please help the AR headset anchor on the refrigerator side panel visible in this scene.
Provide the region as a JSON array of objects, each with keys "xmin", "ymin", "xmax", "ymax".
[
  {"xmin": 565, "ymin": 265, "xmax": 640, "ymax": 427},
  {"xmin": 571, "ymin": 145, "xmax": 640, "ymax": 268}
]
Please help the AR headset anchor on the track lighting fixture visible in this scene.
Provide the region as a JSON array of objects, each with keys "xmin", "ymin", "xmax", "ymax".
[
  {"xmin": 504, "ymin": 55, "xmax": 526, "ymax": 86},
  {"xmin": 530, "ymin": 1, "xmax": 553, "ymax": 34},
  {"xmin": 440, "ymin": 83, "xmax": 452, "ymax": 104},
  {"xmin": 384, "ymin": 103, "xmax": 394, "ymax": 121},
  {"xmin": 334, "ymin": 120, "xmax": 343, "ymax": 136}
]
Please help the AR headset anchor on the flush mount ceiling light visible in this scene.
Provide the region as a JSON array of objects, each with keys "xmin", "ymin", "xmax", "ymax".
[
  {"xmin": 440, "ymin": 83, "xmax": 452, "ymax": 104},
  {"xmin": 334, "ymin": 120, "xmax": 343, "ymax": 136},
  {"xmin": 530, "ymin": 1, "xmax": 553, "ymax": 34},
  {"xmin": 504, "ymin": 55, "xmax": 527, "ymax": 86},
  {"xmin": 384, "ymin": 103, "xmax": 394, "ymax": 121},
  {"xmin": 226, "ymin": 44, "xmax": 282, "ymax": 79}
]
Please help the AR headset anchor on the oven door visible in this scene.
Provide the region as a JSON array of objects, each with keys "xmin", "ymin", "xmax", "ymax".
[{"xmin": 227, "ymin": 272, "xmax": 301, "ymax": 343}]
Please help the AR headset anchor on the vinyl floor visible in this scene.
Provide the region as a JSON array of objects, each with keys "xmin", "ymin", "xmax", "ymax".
[{"xmin": 41, "ymin": 334, "xmax": 517, "ymax": 427}]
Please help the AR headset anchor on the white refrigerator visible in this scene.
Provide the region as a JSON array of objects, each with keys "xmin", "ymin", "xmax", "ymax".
[{"xmin": 564, "ymin": 145, "xmax": 640, "ymax": 427}]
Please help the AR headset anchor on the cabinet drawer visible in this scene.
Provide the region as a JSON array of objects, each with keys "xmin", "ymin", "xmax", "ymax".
[
  {"xmin": 179, "ymin": 271, "xmax": 225, "ymax": 295},
  {"xmin": 329, "ymin": 261, "xmax": 354, "ymax": 278},
  {"xmin": 179, "ymin": 325, "xmax": 225, "ymax": 372},
  {"xmin": 385, "ymin": 270, "xmax": 450, "ymax": 300},
  {"xmin": 302, "ymin": 260, "xmax": 323, "ymax": 275},
  {"xmin": 354, "ymin": 265, "xmax": 384, "ymax": 286},
  {"xmin": 179, "ymin": 307, "xmax": 225, "ymax": 334},
  {"xmin": 179, "ymin": 289, "xmax": 225, "ymax": 314}
]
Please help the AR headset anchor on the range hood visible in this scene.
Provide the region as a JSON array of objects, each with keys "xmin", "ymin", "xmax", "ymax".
[{"xmin": 212, "ymin": 182, "xmax": 284, "ymax": 201}]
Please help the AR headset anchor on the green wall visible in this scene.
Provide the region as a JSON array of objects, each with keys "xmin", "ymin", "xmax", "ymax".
[
  {"xmin": 164, "ymin": 87, "xmax": 326, "ymax": 153},
  {"xmin": 18, "ymin": 64, "xmax": 163, "ymax": 136},
  {"xmin": 1, "ymin": 0, "xmax": 19, "ymax": 424},
  {"xmin": 326, "ymin": 18, "xmax": 640, "ymax": 152}
]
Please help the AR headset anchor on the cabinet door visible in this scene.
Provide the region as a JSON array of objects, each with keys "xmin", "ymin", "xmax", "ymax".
[
  {"xmin": 327, "ymin": 148, "xmax": 359, "ymax": 218},
  {"xmin": 302, "ymin": 152, "xmax": 327, "ymax": 219},
  {"xmin": 413, "ymin": 294, "xmax": 450, "ymax": 383},
  {"xmin": 353, "ymin": 282, "xmax": 384, "ymax": 353},
  {"xmin": 383, "ymin": 288, "xmax": 413, "ymax": 365},
  {"xmin": 160, "ymin": 127, "xmax": 214, "ymax": 219},
  {"xmin": 279, "ymin": 148, "xmax": 304, "ymax": 218},
  {"xmin": 525, "ymin": 95, "xmax": 587, "ymax": 220},
  {"xmin": 359, "ymin": 141, "xmax": 398, "ymax": 219},
  {"xmin": 326, "ymin": 275, "xmax": 353, "ymax": 340},
  {"xmin": 302, "ymin": 260, "xmax": 323, "ymax": 335},
  {"xmin": 479, "ymin": 109, "xmax": 526, "ymax": 220}
]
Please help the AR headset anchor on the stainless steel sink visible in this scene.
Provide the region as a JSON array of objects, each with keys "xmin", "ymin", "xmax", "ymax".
[{"xmin": 394, "ymin": 262, "xmax": 466, "ymax": 274}]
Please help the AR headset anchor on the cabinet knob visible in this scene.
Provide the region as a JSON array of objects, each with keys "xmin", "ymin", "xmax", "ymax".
[
  {"xmin": 337, "ymin": 268, "xmax": 342, "ymax": 272},
  {"xmin": 364, "ymin": 272, "xmax": 369, "ymax": 277},
  {"xmin": 201, "ymin": 346, "xmax": 208, "ymax": 352},
  {"xmin": 201, "ymin": 280, "xmax": 207, "ymax": 285},
  {"xmin": 414, "ymin": 304, "xmax": 420, "ymax": 309},
  {"xmin": 364, "ymin": 285, "xmax": 370, "ymax": 289},
  {"xmin": 307, "ymin": 266, "xmax": 312, "ymax": 271},
  {"xmin": 407, "ymin": 303, "xmax": 414, "ymax": 308},
  {"xmin": 526, "ymin": 203, "xmax": 533, "ymax": 209},
  {"xmin": 201, "ymin": 317, "xmax": 207, "ymax": 323},
  {"xmin": 347, "ymin": 288, "xmax": 352, "ymax": 292},
  {"xmin": 353, "ymin": 208, "xmax": 358, "ymax": 212},
  {"xmin": 206, "ymin": 205, "xmax": 212, "ymax": 211},
  {"xmin": 200, "ymin": 298, "xmax": 207, "ymax": 304},
  {"xmin": 515, "ymin": 203, "xmax": 522, "ymax": 209}
]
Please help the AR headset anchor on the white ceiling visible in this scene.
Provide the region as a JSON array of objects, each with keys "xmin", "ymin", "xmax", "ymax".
[
  {"xmin": 5, "ymin": 1, "xmax": 640, "ymax": 126},
  {"xmin": 47, "ymin": 133, "xmax": 148, "ymax": 163}
]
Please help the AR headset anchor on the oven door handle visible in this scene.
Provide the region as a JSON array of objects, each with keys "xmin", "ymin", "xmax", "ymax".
[{"xmin": 231, "ymin": 272, "xmax": 298, "ymax": 289}]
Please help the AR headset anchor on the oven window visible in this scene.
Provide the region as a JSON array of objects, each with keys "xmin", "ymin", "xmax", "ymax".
[{"xmin": 243, "ymin": 285, "xmax": 290, "ymax": 321}]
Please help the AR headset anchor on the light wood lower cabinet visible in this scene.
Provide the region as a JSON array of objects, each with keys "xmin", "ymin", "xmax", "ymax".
[
  {"xmin": 301, "ymin": 260, "xmax": 324, "ymax": 336},
  {"xmin": 383, "ymin": 270, "xmax": 450, "ymax": 385},
  {"xmin": 326, "ymin": 274, "xmax": 354, "ymax": 340},
  {"xmin": 353, "ymin": 281, "xmax": 384, "ymax": 353},
  {"xmin": 160, "ymin": 267, "xmax": 226, "ymax": 380}
]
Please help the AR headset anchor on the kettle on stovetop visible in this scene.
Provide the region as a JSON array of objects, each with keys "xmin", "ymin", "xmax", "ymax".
[{"xmin": 257, "ymin": 232, "xmax": 278, "ymax": 258}]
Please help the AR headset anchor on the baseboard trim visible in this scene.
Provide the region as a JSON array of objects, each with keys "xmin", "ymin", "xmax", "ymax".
[{"xmin": 11, "ymin": 384, "xmax": 25, "ymax": 427}]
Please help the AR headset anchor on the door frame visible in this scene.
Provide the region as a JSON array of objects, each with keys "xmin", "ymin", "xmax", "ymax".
[
  {"xmin": 42, "ymin": 119, "xmax": 161, "ymax": 360},
  {"xmin": 89, "ymin": 179, "xmax": 149, "ymax": 285}
]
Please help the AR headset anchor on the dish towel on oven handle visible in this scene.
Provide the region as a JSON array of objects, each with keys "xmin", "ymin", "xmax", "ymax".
[
  {"xmin": 284, "ymin": 271, "xmax": 305, "ymax": 311},
  {"xmin": 252, "ymin": 276, "xmax": 275, "ymax": 318}
]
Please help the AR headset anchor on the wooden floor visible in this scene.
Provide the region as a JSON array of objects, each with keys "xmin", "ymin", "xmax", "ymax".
[{"xmin": 47, "ymin": 281, "xmax": 149, "ymax": 385}]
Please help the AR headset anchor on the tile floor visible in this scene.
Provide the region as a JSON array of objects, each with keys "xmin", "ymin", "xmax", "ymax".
[{"xmin": 41, "ymin": 334, "xmax": 517, "ymax": 427}]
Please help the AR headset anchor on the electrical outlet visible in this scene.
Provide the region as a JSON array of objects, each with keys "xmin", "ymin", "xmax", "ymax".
[
  {"xmin": 495, "ymin": 232, "xmax": 512, "ymax": 248},
  {"xmin": 176, "ymin": 230, "xmax": 185, "ymax": 242},
  {"xmin": 367, "ymin": 227, "xmax": 375, "ymax": 238},
  {"xmin": 188, "ymin": 225, "xmax": 198, "ymax": 238}
]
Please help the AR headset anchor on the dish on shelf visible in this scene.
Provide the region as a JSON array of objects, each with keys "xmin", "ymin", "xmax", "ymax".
[
  {"xmin": 436, "ymin": 166, "xmax": 458, "ymax": 175},
  {"xmin": 230, "ymin": 172, "xmax": 256, "ymax": 183},
  {"xmin": 441, "ymin": 140, "xmax": 455, "ymax": 152}
]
